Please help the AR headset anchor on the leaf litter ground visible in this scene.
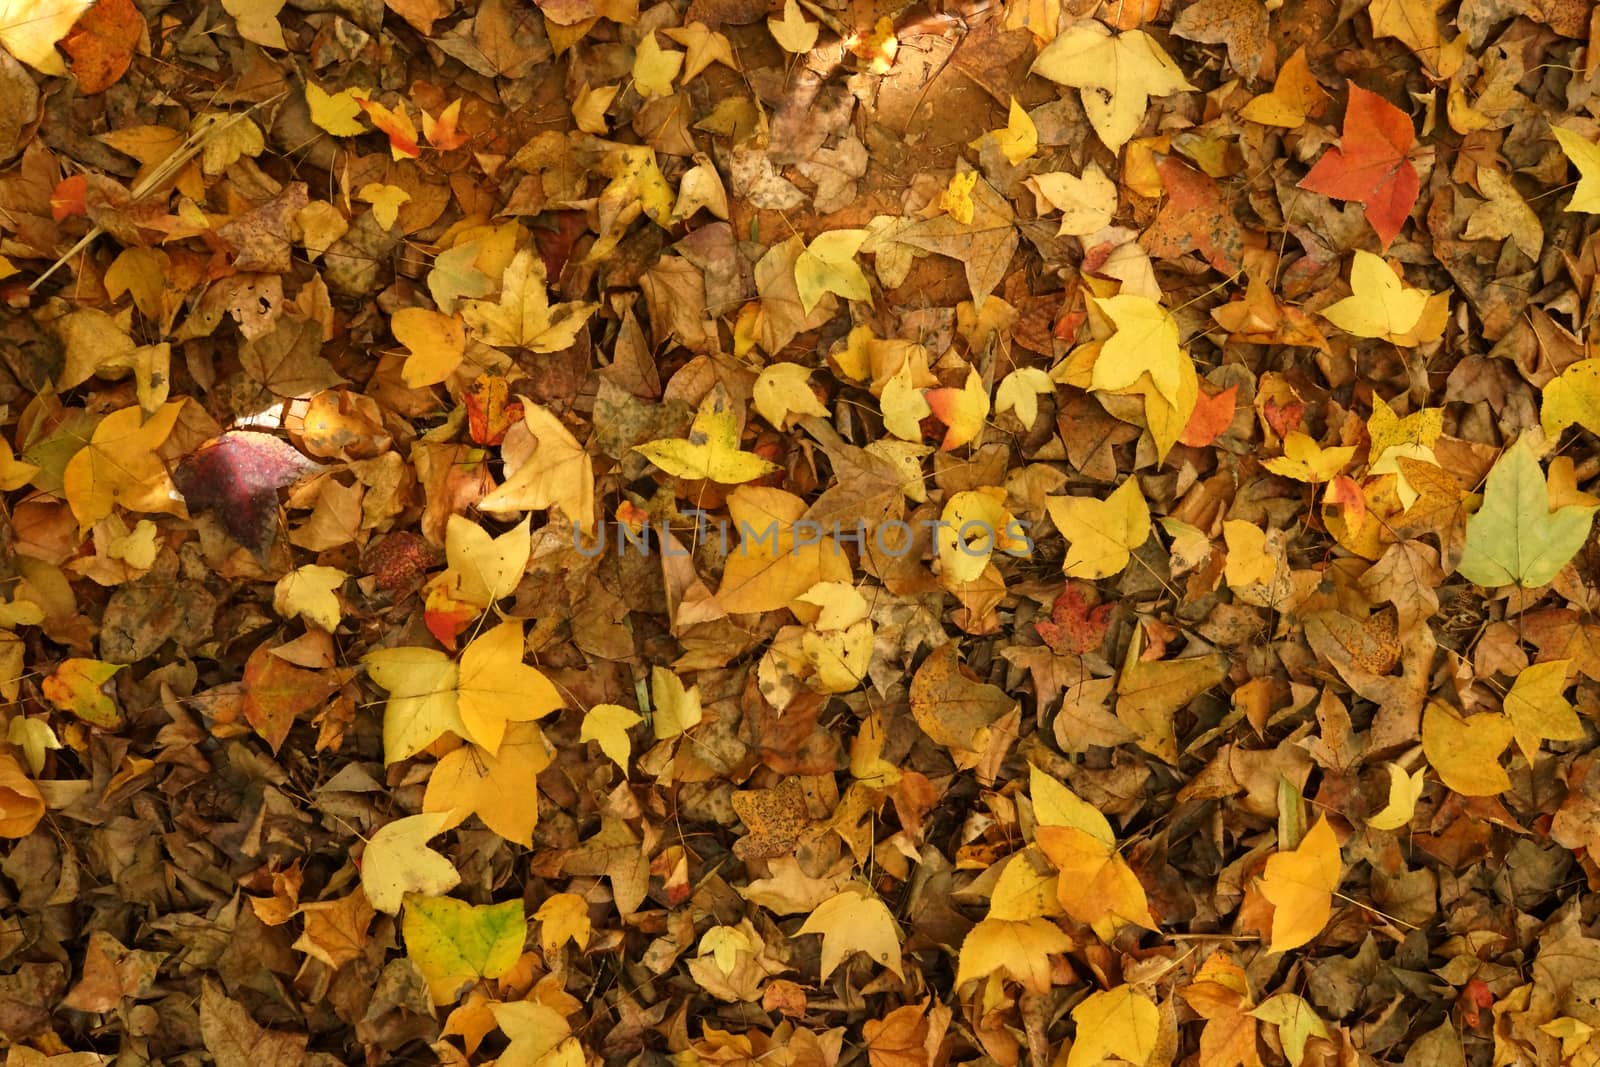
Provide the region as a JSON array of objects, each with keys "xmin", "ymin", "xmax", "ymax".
[{"xmin": 2, "ymin": 0, "xmax": 1600, "ymax": 1064}]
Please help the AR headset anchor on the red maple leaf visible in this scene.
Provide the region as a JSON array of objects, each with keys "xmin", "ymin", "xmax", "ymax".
[
  {"xmin": 1297, "ymin": 85, "xmax": 1419, "ymax": 250},
  {"xmin": 172, "ymin": 432, "xmax": 323, "ymax": 559},
  {"xmin": 1035, "ymin": 585, "xmax": 1112, "ymax": 655}
]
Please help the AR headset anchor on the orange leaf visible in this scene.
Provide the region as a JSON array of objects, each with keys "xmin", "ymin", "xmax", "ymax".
[
  {"xmin": 61, "ymin": 0, "xmax": 145, "ymax": 94},
  {"xmin": 1178, "ymin": 384, "xmax": 1238, "ymax": 447}
]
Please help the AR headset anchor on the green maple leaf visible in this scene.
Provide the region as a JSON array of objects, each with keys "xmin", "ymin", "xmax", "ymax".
[{"xmin": 1456, "ymin": 437, "xmax": 1596, "ymax": 589}]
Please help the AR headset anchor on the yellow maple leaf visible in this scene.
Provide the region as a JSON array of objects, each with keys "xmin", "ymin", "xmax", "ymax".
[
  {"xmin": 632, "ymin": 32, "xmax": 682, "ymax": 98},
  {"xmin": 768, "ymin": 0, "xmax": 817, "ymax": 52},
  {"xmin": 954, "ymin": 917, "xmax": 1074, "ymax": 994},
  {"xmin": 1320, "ymin": 250, "xmax": 1447, "ymax": 345},
  {"xmin": 441, "ymin": 514, "xmax": 530, "ymax": 612},
  {"xmin": 456, "ymin": 620, "xmax": 564, "ymax": 755},
  {"xmin": 479, "ymin": 401, "xmax": 596, "ymax": 533},
  {"xmin": 534, "ymin": 892, "xmax": 592, "ymax": 957},
  {"xmin": 1542, "ymin": 358, "xmax": 1600, "ymax": 439},
  {"xmin": 273, "ymin": 564, "xmax": 347, "ymax": 632},
  {"xmin": 361, "ymin": 812, "xmax": 460, "ymax": 914},
  {"xmin": 1031, "ymin": 766, "xmax": 1156, "ymax": 940},
  {"xmin": 423, "ymin": 721, "xmax": 553, "ymax": 846},
  {"xmin": 305, "ymin": 82, "xmax": 368, "ymax": 136},
  {"xmin": 1503, "ymin": 659, "xmax": 1581, "ymax": 764},
  {"xmin": 979, "ymin": 97, "xmax": 1038, "ymax": 165},
  {"xmin": 1259, "ymin": 817, "xmax": 1342, "ymax": 953},
  {"xmin": 753, "ymin": 362, "xmax": 829, "ymax": 430},
  {"xmin": 393, "ymin": 307, "xmax": 467, "ymax": 388},
  {"xmin": 1367, "ymin": 762, "xmax": 1427, "ymax": 831},
  {"xmin": 364, "ymin": 646, "xmax": 467, "ymax": 764},
  {"xmin": 580, "ymin": 703, "xmax": 643, "ymax": 770},
  {"xmin": 1067, "ymin": 985, "xmax": 1160, "ymax": 1067},
  {"xmin": 63, "ymin": 401, "xmax": 186, "ymax": 531},
  {"xmin": 402, "ymin": 893, "xmax": 524, "ymax": 1005},
  {"xmin": 994, "ymin": 367, "xmax": 1055, "ymax": 429},
  {"xmin": 1031, "ymin": 21, "xmax": 1194, "ymax": 151},
  {"xmin": 1027, "ymin": 163, "xmax": 1118, "ymax": 236},
  {"xmin": 358, "ymin": 182, "xmax": 411, "ymax": 230},
  {"xmin": 1263, "ymin": 431, "xmax": 1356, "ymax": 483},
  {"xmin": 1046, "ymin": 478, "xmax": 1150, "ymax": 579},
  {"xmin": 634, "ymin": 389, "xmax": 778, "ymax": 484},
  {"xmin": 1239, "ymin": 46, "xmax": 1327, "ymax": 127},
  {"xmin": 650, "ymin": 665, "xmax": 702, "ymax": 739},
  {"xmin": 1089, "ymin": 294, "xmax": 1186, "ymax": 406},
  {"xmin": 1422, "ymin": 702, "xmax": 1513, "ymax": 796},
  {"xmin": 795, "ymin": 230, "xmax": 872, "ymax": 314},
  {"xmin": 461, "ymin": 248, "xmax": 599, "ymax": 351},
  {"xmin": 796, "ymin": 885, "xmax": 904, "ymax": 979}
]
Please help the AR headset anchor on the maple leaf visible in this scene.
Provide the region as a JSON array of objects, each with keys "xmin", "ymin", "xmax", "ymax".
[
  {"xmin": 1027, "ymin": 162, "xmax": 1117, "ymax": 237},
  {"xmin": 64, "ymin": 401, "xmax": 186, "ymax": 532},
  {"xmin": 478, "ymin": 401, "xmax": 597, "ymax": 533},
  {"xmin": 924, "ymin": 368, "xmax": 990, "ymax": 451},
  {"xmin": 1068, "ymin": 985, "xmax": 1160, "ymax": 1067},
  {"xmin": 1541, "ymin": 358, "xmax": 1600, "ymax": 438},
  {"xmin": 461, "ymin": 247, "xmax": 599, "ymax": 351},
  {"xmin": 306, "ymin": 82, "xmax": 367, "ymax": 135},
  {"xmin": 1045, "ymin": 478, "xmax": 1150, "ymax": 579},
  {"xmin": 1263, "ymin": 431, "xmax": 1355, "ymax": 483},
  {"xmin": 1502, "ymin": 659, "xmax": 1582, "ymax": 764},
  {"xmin": 242, "ymin": 643, "xmax": 337, "ymax": 753},
  {"xmin": 423, "ymin": 720, "xmax": 553, "ymax": 846},
  {"xmin": 1034, "ymin": 584, "xmax": 1112, "ymax": 654},
  {"xmin": 1030, "ymin": 20, "xmax": 1195, "ymax": 152},
  {"xmin": 1320, "ymin": 250, "xmax": 1447, "ymax": 345},
  {"xmin": 954, "ymin": 917, "xmax": 1074, "ymax": 993},
  {"xmin": 171, "ymin": 431, "xmax": 324, "ymax": 559},
  {"xmin": 1457, "ymin": 436, "xmax": 1597, "ymax": 588},
  {"xmin": 579, "ymin": 703, "xmax": 642, "ymax": 770},
  {"xmin": 1032, "ymin": 766, "xmax": 1157, "ymax": 939},
  {"xmin": 1259, "ymin": 817, "xmax": 1341, "ymax": 953},
  {"xmin": 1088, "ymin": 294, "xmax": 1186, "ymax": 404},
  {"xmin": 1297, "ymin": 85, "xmax": 1420, "ymax": 249},
  {"xmin": 768, "ymin": 0, "xmax": 817, "ymax": 52},
  {"xmin": 392, "ymin": 307, "xmax": 467, "ymax": 388},
  {"xmin": 1422, "ymin": 701, "xmax": 1513, "ymax": 796},
  {"xmin": 796, "ymin": 885, "xmax": 905, "ymax": 979},
  {"xmin": 1239, "ymin": 46, "xmax": 1328, "ymax": 127},
  {"xmin": 716, "ymin": 486, "xmax": 853, "ymax": 613},
  {"xmin": 455, "ymin": 620, "xmax": 565, "ymax": 754},
  {"xmin": 795, "ymin": 229, "xmax": 872, "ymax": 313},
  {"xmin": 402, "ymin": 894, "xmax": 525, "ymax": 1005},
  {"xmin": 634, "ymin": 389, "xmax": 779, "ymax": 484},
  {"xmin": 42, "ymin": 659, "xmax": 124, "ymax": 728},
  {"xmin": 1115, "ymin": 626, "xmax": 1229, "ymax": 763},
  {"xmin": 1140, "ymin": 155, "xmax": 1246, "ymax": 275},
  {"xmin": 533, "ymin": 892, "xmax": 592, "ymax": 956},
  {"xmin": 361, "ymin": 812, "xmax": 461, "ymax": 915},
  {"xmin": 1367, "ymin": 762, "xmax": 1427, "ymax": 831}
]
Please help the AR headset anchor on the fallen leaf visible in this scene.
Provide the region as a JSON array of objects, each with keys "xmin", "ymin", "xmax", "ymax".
[
  {"xmin": 1259, "ymin": 817, "xmax": 1341, "ymax": 953},
  {"xmin": 1297, "ymin": 85, "xmax": 1420, "ymax": 249}
]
